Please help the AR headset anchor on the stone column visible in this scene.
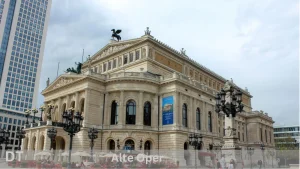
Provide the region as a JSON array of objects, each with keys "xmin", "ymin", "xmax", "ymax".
[
  {"xmin": 104, "ymin": 92, "xmax": 109, "ymax": 126},
  {"xmin": 173, "ymin": 92, "xmax": 178, "ymax": 127},
  {"xmin": 137, "ymin": 91, "xmax": 144, "ymax": 126},
  {"xmin": 66, "ymin": 95, "xmax": 70, "ymax": 109},
  {"xmin": 189, "ymin": 96, "xmax": 193, "ymax": 129},
  {"xmin": 119, "ymin": 91, "xmax": 124, "ymax": 125},
  {"xmin": 57, "ymin": 97, "xmax": 62, "ymax": 122},
  {"xmin": 83, "ymin": 89, "xmax": 90, "ymax": 126},
  {"xmin": 75, "ymin": 92, "xmax": 79, "ymax": 111},
  {"xmin": 204, "ymin": 102, "xmax": 207, "ymax": 132},
  {"xmin": 179, "ymin": 93, "xmax": 183, "ymax": 127},
  {"xmin": 152, "ymin": 94, "xmax": 158, "ymax": 128}
]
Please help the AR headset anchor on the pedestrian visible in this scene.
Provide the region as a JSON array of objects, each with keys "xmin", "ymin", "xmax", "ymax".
[
  {"xmin": 216, "ymin": 159, "xmax": 221, "ymax": 169},
  {"xmin": 228, "ymin": 159, "xmax": 234, "ymax": 169},
  {"xmin": 220, "ymin": 155, "xmax": 226, "ymax": 169},
  {"xmin": 258, "ymin": 160, "xmax": 262, "ymax": 169}
]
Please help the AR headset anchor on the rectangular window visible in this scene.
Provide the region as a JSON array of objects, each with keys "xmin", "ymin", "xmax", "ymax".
[
  {"xmin": 9, "ymin": 118, "xmax": 12, "ymax": 124},
  {"xmin": 113, "ymin": 59, "xmax": 116, "ymax": 68},
  {"xmin": 103, "ymin": 63, "xmax": 106, "ymax": 72},
  {"xmin": 135, "ymin": 51, "xmax": 140, "ymax": 60},
  {"xmin": 0, "ymin": 116, "xmax": 2, "ymax": 122},
  {"xmin": 129, "ymin": 53, "xmax": 133, "ymax": 62},
  {"xmin": 108, "ymin": 61, "xmax": 111, "ymax": 70},
  {"xmin": 123, "ymin": 54, "xmax": 128, "ymax": 64},
  {"xmin": 242, "ymin": 133, "xmax": 244, "ymax": 142},
  {"xmin": 13, "ymin": 119, "xmax": 17, "ymax": 124},
  {"xmin": 4, "ymin": 117, "xmax": 7, "ymax": 123}
]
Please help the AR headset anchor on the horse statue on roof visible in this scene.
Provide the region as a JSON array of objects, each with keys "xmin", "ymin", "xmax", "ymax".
[{"xmin": 66, "ymin": 62, "xmax": 82, "ymax": 74}]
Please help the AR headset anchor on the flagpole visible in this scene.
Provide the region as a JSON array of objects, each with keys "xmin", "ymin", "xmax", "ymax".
[{"xmin": 57, "ymin": 62, "xmax": 60, "ymax": 77}]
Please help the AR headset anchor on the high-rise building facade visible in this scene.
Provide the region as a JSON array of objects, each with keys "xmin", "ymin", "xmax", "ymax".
[{"xmin": 0, "ymin": 0, "xmax": 52, "ymax": 152}]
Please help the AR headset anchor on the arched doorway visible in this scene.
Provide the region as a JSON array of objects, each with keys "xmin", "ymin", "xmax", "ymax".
[
  {"xmin": 31, "ymin": 136, "xmax": 36, "ymax": 150},
  {"xmin": 70, "ymin": 101, "xmax": 75, "ymax": 109},
  {"xmin": 80, "ymin": 99, "xmax": 85, "ymax": 113},
  {"xmin": 144, "ymin": 141, "xmax": 151, "ymax": 155},
  {"xmin": 108, "ymin": 140, "xmax": 115, "ymax": 152},
  {"xmin": 23, "ymin": 137, "xmax": 29, "ymax": 150},
  {"xmin": 184, "ymin": 142, "xmax": 190, "ymax": 166},
  {"xmin": 125, "ymin": 139, "xmax": 135, "ymax": 150},
  {"xmin": 55, "ymin": 136, "xmax": 65, "ymax": 150},
  {"xmin": 39, "ymin": 135, "xmax": 44, "ymax": 150},
  {"xmin": 62, "ymin": 103, "xmax": 66, "ymax": 112}
]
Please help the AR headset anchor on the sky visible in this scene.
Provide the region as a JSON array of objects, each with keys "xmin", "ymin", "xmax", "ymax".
[{"xmin": 38, "ymin": 0, "xmax": 299, "ymax": 126}]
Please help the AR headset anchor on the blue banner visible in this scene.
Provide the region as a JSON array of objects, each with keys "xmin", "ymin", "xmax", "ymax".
[{"xmin": 162, "ymin": 96, "xmax": 174, "ymax": 125}]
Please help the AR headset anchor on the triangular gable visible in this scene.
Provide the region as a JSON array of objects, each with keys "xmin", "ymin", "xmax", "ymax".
[
  {"xmin": 90, "ymin": 38, "xmax": 144, "ymax": 62},
  {"xmin": 42, "ymin": 73, "xmax": 85, "ymax": 93}
]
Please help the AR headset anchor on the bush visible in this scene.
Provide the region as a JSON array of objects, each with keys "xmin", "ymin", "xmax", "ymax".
[{"xmin": 62, "ymin": 162, "xmax": 68, "ymax": 167}]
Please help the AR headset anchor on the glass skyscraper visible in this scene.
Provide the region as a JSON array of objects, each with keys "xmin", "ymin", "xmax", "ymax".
[{"xmin": 0, "ymin": 0, "xmax": 51, "ymax": 153}]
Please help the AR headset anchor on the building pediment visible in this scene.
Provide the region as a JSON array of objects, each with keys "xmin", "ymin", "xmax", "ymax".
[
  {"xmin": 42, "ymin": 73, "xmax": 85, "ymax": 94},
  {"xmin": 89, "ymin": 38, "xmax": 144, "ymax": 62}
]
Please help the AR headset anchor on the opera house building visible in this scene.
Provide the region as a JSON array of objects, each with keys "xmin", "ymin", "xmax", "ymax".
[{"xmin": 22, "ymin": 29, "xmax": 275, "ymax": 166}]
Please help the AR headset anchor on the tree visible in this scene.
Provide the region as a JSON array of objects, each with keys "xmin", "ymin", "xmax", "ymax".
[{"xmin": 275, "ymin": 136, "xmax": 299, "ymax": 165}]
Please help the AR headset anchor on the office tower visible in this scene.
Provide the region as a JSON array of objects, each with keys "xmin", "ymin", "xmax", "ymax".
[{"xmin": 0, "ymin": 0, "xmax": 52, "ymax": 153}]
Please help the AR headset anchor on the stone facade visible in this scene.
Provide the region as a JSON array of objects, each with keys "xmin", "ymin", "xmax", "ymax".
[{"xmin": 23, "ymin": 32, "xmax": 275, "ymax": 166}]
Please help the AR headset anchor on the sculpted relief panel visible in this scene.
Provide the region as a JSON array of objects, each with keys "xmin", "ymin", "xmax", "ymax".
[
  {"xmin": 52, "ymin": 77, "xmax": 75, "ymax": 90},
  {"xmin": 95, "ymin": 44, "xmax": 133, "ymax": 60}
]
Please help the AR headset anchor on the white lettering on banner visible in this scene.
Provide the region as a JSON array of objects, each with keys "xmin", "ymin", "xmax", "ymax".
[
  {"xmin": 111, "ymin": 154, "xmax": 162, "ymax": 164},
  {"xmin": 5, "ymin": 151, "xmax": 23, "ymax": 162}
]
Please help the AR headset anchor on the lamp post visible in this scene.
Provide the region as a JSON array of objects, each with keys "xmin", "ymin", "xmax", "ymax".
[
  {"xmin": 117, "ymin": 139, "xmax": 120, "ymax": 150},
  {"xmin": 247, "ymin": 147, "xmax": 254, "ymax": 169},
  {"xmin": 25, "ymin": 110, "xmax": 31, "ymax": 125},
  {"xmin": 88, "ymin": 128, "xmax": 98, "ymax": 162},
  {"xmin": 268, "ymin": 150, "xmax": 275, "ymax": 168},
  {"xmin": 260, "ymin": 144, "xmax": 265, "ymax": 168},
  {"xmin": 189, "ymin": 133, "xmax": 203, "ymax": 169},
  {"xmin": 139, "ymin": 139, "xmax": 143, "ymax": 150},
  {"xmin": 62, "ymin": 108, "xmax": 83, "ymax": 169},
  {"xmin": 215, "ymin": 88, "xmax": 243, "ymax": 117},
  {"xmin": 32, "ymin": 109, "xmax": 38, "ymax": 124},
  {"xmin": 47, "ymin": 127, "xmax": 57, "ymax": 150},
  {"xmin": 16, "ymin": 129, "xmax": 26, "ymax": 150}
]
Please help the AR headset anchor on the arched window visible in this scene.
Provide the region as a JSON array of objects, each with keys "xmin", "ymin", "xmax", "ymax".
[
  {"xmin": 182, "ymin": 104, "xmax": 188, "ymax": 127},
  {"xmin": 125, "ymin": 139, "xmax": 135, "ymax": 150},
  {"xmin": 208, "ymin": 112, "xmax": 212, "ymax": 132},
  {"xmin": 265, "ymin": 130, "xmax": 267, "ymax": 143},
  {"xmin": 126, "ymin": 100, "xmax": 136, "ymax": 125},
  {"xmin": 109, "ymin": 140, "xmax": 115, "ymax": 151},
  {"xmin": 144, "ymin": 102, "xmax": 151, "ymax": 126},
  {"xmin": 111, "ymin": 101, "xmax": 118, "ymax": 125},
  {"xmin": 196, "ymin": 108, "xmax": 201, "ymax": 130},
  {"xmin": 144, "ymin": 141, "xmax": 151, "ymax": 155}
]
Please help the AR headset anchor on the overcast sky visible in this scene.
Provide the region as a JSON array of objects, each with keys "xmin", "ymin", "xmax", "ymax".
[{"xmin": 38, "ymin": 0, "xmax": 299, "ymax": 126}]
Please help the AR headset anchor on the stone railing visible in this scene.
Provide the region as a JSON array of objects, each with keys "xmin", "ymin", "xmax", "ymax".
[
  {"xmin": 24, "ymin": 121, "xmax": 64, "ymax": 129},
  {"xmin": 107, "ymin": 72, "xmax": 161, "ymax": 82}
]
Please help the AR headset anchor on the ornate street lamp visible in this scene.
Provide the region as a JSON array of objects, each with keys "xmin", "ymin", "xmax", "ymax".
[
  {"xmin": 47, "ymin": 127, "xmax": 57, "ymax": 150},
  {"xmin": 62, "ymin": 108, "xmax": 83, "ymax": 169},
  {"xmin": 247, "ymin": 147, "xmax": 254, "ymax": 169},
  {"xmin": 268, "ymin": 150, "xmax": 275, "ymax": 168},
  {"xmin": 189, "ymin": 133, "xmax": 203, "ymax": 169},
  {"xmin": 260, "ymin": 144, "xmax": 265, "ymax": 168},
  {"xmin": 88, "ymin": 128, "xmax": 98, "ymax": 162},
  {"xmin": 16, "ymin": 129, "xmax": 26, "ymax": 150},
  {"xmin": 25, "ymin": 110, "xmax": 31, "ymax": 125},
  {"xmin": 39, "ymin": 105, "xmax": 46, "ymax": 121},
  {"xmin": 215, "ymin": 88, "xmax": 244, "ymax": 117},
  {"xmin": 139, "ymin": 139, "xmax": 143, "ymax": 150},
  {"xmin": 32, "ymin": 108, "xmax": 38, "ymax": 124},
  {"xmin": 117, "ymin": 139, "xmax": 120, "ymax": 150}
]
